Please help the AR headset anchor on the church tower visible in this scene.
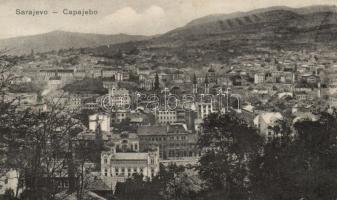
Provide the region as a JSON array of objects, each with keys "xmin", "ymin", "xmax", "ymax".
[
  {"xmin": 317, "ymin": 82, "xmax": 321, "ymax": 98},
  {"xmin": 204, "ymin": 74, "xmax": 209, "ymax": 94},
  {"xmin": 193, "ymin": 73, "xmax": 198, "ymax": 94}
]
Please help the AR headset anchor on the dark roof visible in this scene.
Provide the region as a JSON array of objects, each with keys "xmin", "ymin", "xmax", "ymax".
[
  {"xmin": 208, "ymin": 67, "xmax": 215, "ymax": 73},
  {"xmin": 58, "ymin": 69, "xmax": 74, "ymax": 73},
  {"xmin": 49, "ymin": 76, "xmax": 61, "ymax": 80},
  {"xmin": 87, "ymin": 178, "xmax": 111, "ymax": 191},
  {"xmin": 137, "ymin": 126, "xmax": 167, "ymax": 136},
  {"xmin": 167, "ymin": 124, "xmax": 186, "ymax": 133},
  {"xmin": 40, "ymin": 69, "xmax": 74, "ymax": 73}
]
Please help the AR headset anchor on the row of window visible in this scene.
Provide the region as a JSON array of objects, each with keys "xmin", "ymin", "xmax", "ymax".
[
  {"xmin": 103, "ymin": 157, "xmax": 148, "ymax": 165},
  {"xmin": 158, "ymin": 111, "xmax": 176, "ymax": 115},
  {"xmin": 167, "ymin": 150, "xmax": 201, "ymax": 157},
  {"xmin": 115, "ymin": 143, "xmax": 138, "ymax": 151},
  {"xmin": 159, "ymin": 116, "xmax": 176, "ymax": 120},
  {"xmin": 141, "ymin": 135, "xmax": 187, "ymax": 142},
  {"xmin": 103, "ymin": 168, "xmax": 155, "ymax": 177}
]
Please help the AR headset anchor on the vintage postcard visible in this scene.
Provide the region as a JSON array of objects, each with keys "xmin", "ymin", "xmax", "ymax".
[{"xmin": 0, "ymin": 0, "xmax": 337, "ymax": 199}]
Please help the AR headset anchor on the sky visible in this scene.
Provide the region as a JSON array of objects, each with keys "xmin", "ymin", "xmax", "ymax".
[{"xmin": 0, "ymin": 0, "xmax": 337, "ymax": 39}]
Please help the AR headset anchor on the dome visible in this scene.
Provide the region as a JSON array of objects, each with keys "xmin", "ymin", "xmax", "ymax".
[{"xmin": 208, "ymin": 67, "xmax": 215, "ymax": 73}]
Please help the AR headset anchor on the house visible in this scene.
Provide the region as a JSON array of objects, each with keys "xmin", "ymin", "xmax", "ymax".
[
  {"xmin": 48, "ymin": 76, "xmax": 63, "ymax": 89},
  {"xmin": 111, "ymin": 110, "xmax": 129, "ymax": 123},
  {"xmin": 67, "ymin": 95, "xmax": 83, "ymax": 110},
  {"xmin": 39, "ymin": 69, "xmax": 57, "ymax": 80},
  {"xmin": 74, "ymin": 69, "xmax": 86, "ymax": 79},
  {"xmin": 295, "ymin": 92, "xmax": 309, "ymax": 101},
  {"xmin": 83, "ymin": 102, "xmax": 100, "ymax": 111},
  {"xmin": 157, "ymin": 110, "xmax": 177, "ymax": 124},
  {"xmin": 0, "ymin": 170, "xmax": 20, "ymax": 195},
  {"xmin": 102, "ymin": 69, "xmax": 118, "ymax": 78},
  {"xmin": 122, "ymin": 71, "xmax": 130, "ymax": 80},
  {"xmin": 109, "ymin": 87, "xmax": 131, "ymax": 110},
  {"xmin": 301, "ymin": 74, "xmax": 319, "ymax": 84},
  {"xmin": 253, "ymin": 112, "xmax": 283, "ymax": 139},
  {"xmin": 254, "ymin": 73, "xmax": 265, "ymax": 84},
  {"xmin": 217, "ymin": 76, "xmax": 233, "ymax": 86},
  {"xmin": 207, "ymin": 68, "xmax": 217, "ymax": 83},
  {"xmin": 57, "ymin": 69, "xmax": 74, "ymax": 81},
  {"xmin": 91, "ymin": 68, "xmax": 102, "ymax": 78},
  {"xmin": 10, "ymin": 75, "xmax": 32, "ymax": 84},
  {"xmin": 140, "ymin": 79, "xmax": 153, "ymax": 91},
  {"xmin": 111, "ymin": 132, "xmax": 140, "ymax": 153},
  {"xmin": 102, "ymin": 78, "xmax": 117, "ymax": 89},
  {"xmin": 137, "ymin": 124, "xmax": 199, "ymax": 160},
  {"xmin": 329, "ymin": 94, "xmax": 337, "ymax": 108}
]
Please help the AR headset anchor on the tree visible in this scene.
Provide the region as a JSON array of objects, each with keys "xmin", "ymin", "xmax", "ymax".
[
  {"xmin": 251, "ymin": 111, "xmax": 337, "ymax": 200},
  {"xmin": 197, "ymin": 113, "xmax": 263, "ymax": 199},
  {"xmin": 163, "ymin": 169, "xmax": 204, "ymax": 200},
  {"xmin": 0, "ymin": 103, "xmax": 84, "ymax": 199},
  {"xmin": 0, "ymin": 51, "xmax": 91, "ymax": 199},
  {"xmin": 250, "ymin": 120, "xmax": 296, "ymax": 200},
  {"xmin": 0, "ymin": 52, "xmax": 23, "ymax": 198}
]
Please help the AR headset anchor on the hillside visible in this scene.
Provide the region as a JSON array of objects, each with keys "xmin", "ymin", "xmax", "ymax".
[
  {"xmin": 157, "ymin": 5, "xmax": 337, "ymax": 43},
  {"xmin": 0, "ymin": 31, "xmax": 149, "ymax": 55},
  {"xmin": 137, "ymin": 5, "xmax": 337, "ymax": 65},
  {"xmin": 185, "ymin": 5, "xmax": 337, "ymax": 27}
]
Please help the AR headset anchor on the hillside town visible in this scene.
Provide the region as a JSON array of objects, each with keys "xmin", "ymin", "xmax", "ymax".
[
  {"xmin": 1, "ymin": 45, "xmax": 337, "ymax": 198},
  {"xmin": 2, "ymin": 3, "xmax": 337, "ymax": 200}
]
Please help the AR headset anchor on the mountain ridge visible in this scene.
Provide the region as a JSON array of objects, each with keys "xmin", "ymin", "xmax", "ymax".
[
  {"xmin": 0, "ymin": 30, "xmax": 150, "ymax": 55},
  {"xmin": 186, "ymin": 5, "xmax": 337, "ymax": 27},
  {"xmin": 130, "ymin": 5, "xmax": 337, "ymax": 66}
]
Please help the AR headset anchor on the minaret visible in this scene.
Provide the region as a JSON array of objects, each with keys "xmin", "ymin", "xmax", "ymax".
[
  {"xmin": 317, "ymin": 82, "xmax": 321, "ymax": 98},
  {"xmin": 205, "ymin": 74, "xmax": 209, "ymax": 94},
  {"xmin": 193, "ymin": 73, "xmax": 198, "ymax": 94},
  {"xmin": 292, "ymin": 72, "xmax": 296, "ymax": 84},
  {"xmin": 291, "ymin": 72, "xmax": 295, "ymax": 97}
]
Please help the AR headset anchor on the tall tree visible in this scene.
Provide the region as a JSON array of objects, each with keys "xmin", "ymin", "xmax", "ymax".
[
  {"xmin": 1, "ymin": 103, "xmax": 84, "ymax": 199},
  {"xmin": 197, "ymin": 113, "xmax": 263, "ymax": 199},
  {"xmin": 251, "ymin": 111, "xmax": 337, "ymax": 200}
]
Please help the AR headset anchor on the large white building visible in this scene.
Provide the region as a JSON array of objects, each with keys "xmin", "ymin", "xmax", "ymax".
[{"xmin": 101, "ymin": 147, "xmax": 160, "ymax": 180}]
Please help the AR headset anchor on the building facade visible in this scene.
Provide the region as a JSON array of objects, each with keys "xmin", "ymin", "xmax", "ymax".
[
  {"xmin": 157, "ymin": 110, "xmax": 177, "ymax": 124},
  {"xmin": 101, "ymin": 147, "xmax": 159, "ymax": 180}
]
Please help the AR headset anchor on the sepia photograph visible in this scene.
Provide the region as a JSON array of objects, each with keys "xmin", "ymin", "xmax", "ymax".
[{"xmin": 1, "ymin": 0, "xmax": 337, "ymax": 199}]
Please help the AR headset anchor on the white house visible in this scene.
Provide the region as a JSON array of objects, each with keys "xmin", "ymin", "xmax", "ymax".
[{"xmin": 254, "ymin": 112, "xmax": 283, "ymax": 138}]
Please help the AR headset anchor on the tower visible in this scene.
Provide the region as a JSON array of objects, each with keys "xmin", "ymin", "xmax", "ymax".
[
  {"xmin": 318, "ymin": 82, "xmax": 321, "ymax": 98},
  {"xmin": 204, "ymin": 74, "xmax": 209, "ymax": 94},
  {"xmin": 193, "ymin": 73, "xmax": 198, "ymax": 94}
]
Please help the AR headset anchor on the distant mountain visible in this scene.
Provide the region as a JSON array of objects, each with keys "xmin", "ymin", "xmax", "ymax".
[
  {"xmin": 158, "ymin": 5, "xmax": 337, "ymax": 42},
  {"xmin": 185, "ymin": 5, "xmax": 337, "ymax": 27},
  {"xmin": 0, "ymin": 31, "xmax": 149, "ymax": 55},
  {"xmin": 140, "ymin": 5, "xmax": 337, "ymax": 64}
]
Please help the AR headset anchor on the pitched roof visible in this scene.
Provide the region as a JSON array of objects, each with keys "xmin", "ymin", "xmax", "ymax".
[{"xmin": 167, "ymin": 123, "xmax": 187, "ymax": 133}]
